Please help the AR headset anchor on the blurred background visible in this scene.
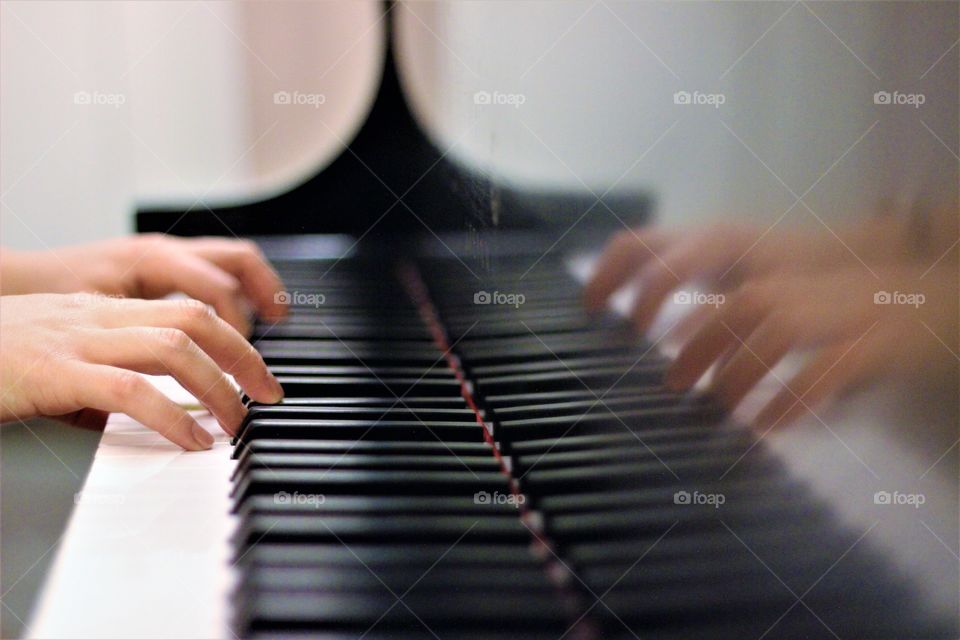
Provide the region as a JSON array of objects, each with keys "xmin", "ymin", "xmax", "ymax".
[
  {"xmin": 0, "ymin": 3, "xmax": 957, "ymax": 637},
  {"xmin": 2, "ymin": 1, "xmax": 957, "ymax": 248}
]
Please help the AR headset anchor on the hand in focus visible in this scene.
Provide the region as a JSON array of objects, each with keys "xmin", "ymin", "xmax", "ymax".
[
  {"xmin": 1, "ymin": 235, "xmax": 288, "ymax": 336},
  {"xmin": 0, "ymin": 294, "xmax": 284, "ymax": 450}
]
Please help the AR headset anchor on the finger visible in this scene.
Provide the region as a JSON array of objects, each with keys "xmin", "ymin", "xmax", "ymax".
[
  {"xmin": 629, "ymin": 229, "xmax": 756, "ymax": 334},
  {"xmin": 141, "ymin": 251, "xmax": 251, "ymax": 336},
  {"xmin": 666, "ymin": 288, "xmax": 773, "ymax": 391},
  {"xmin": 754, "ymin": 326, "xmax": 892, "ymax": 431},
  {"xmin": 68, "ymin": 363, "xmax": 214, "ymax": 450},
  {"xmin": 664, "ymin": 304, "xmax": 716, "ymax": 346},
  {"xmin": 185, "ymin": 238, "xmax": 288, "ymax": 321},
  {"xmin": 709, "ymin": 313, "xmax": 798, "ymax": 410},
  {"xmin": 78, "ymin": 327, "xmax": 246, "ymax": 435},
  {"xmin": 583, "ymin": 228, "xmax": 669, "ymax": 312},
  {"xmin": 754, "ymin": 343, "xmax": 868, "ymax": 431},
  {"xmin": 96, "ymin": 298, "xmax": 283, "ymax": 404}
]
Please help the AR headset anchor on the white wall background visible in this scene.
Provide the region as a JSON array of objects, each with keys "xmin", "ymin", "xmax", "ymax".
[
  {"xmin": 398, "ymin": 1, "xmax": 958, "ymax": 229},
  {"xmin": 0, "ymin": 0, "xmax": 382, "ymax": 249},
  {"xmin": 2, "ymin": 1, "xmax": 957, "ymax": 249}
]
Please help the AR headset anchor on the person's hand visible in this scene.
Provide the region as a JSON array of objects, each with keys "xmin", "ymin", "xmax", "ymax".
[
  {"xmin": 662, "ymin": 264, "xmax": 957, "ymax": 430},
  {"xmin": 583, "ymin": 220, "xmax": 912, "ymax": 334},
  {"xmin": 1, "ymin": 235, "xmax": 288, "ymax": 336},
  {"xmin": 0, "ymin": 294, "xmax": 284, "ymax": 450}
]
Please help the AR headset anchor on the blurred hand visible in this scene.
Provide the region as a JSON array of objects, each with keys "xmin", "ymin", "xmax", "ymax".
[
  {"xmin": 664, "ymin": 264, "xmax": 957, "ymax": 429},
  {"xmin": 1, "ymin": 235, "xmax": 288, "ymax": 336},
  {"xmin": 583, "ymin": 220, "xmax": 911, "ymax": 334},
  {"xmin": 0, "ymin": 294, "xmax": 284, "ymax": 450},
  {"xmin": 584, "ymin": 220, "xmax": 957, "ymax": 429}
]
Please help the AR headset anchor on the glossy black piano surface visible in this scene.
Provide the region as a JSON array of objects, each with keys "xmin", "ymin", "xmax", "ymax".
[{"xmin": 226, "ymin": 235, "xmax": 957, "ymax": 640}]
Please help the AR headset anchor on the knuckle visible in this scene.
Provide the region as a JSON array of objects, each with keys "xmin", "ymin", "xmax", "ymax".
[
  {"xmin": 155, "ymin": 327, "xmax": 193, "ymax": 354},
  {"xmin": 221, "ymin": 277, "xmax": 242, "ymax": 297},
  {"xmin": 110, "ymin": 371, "xmax": 148, "ymax": 403},
  {"xmin": 177, "ymin": 298, "xmax": 213, "ymax": 324}
]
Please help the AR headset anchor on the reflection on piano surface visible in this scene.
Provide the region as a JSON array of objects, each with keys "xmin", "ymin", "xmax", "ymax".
[{"xmin": 228, "ymin": 241, "xmax": 955, "ymax": 639}]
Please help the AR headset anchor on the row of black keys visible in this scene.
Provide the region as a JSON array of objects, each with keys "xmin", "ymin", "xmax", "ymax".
[{"xmin": 230, "ymin": 258, "xmax": 948, "ymax": 639}]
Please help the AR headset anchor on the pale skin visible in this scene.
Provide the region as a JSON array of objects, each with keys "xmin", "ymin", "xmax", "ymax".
[
  {"xmin": 584, "ymin": 214, "xmax": 958, "ymax": 430},
  {"xmin": 0, "ymin": 235, "xmax": 289, "ymax": 450}
]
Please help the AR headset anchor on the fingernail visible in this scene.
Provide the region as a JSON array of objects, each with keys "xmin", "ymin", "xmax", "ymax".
[
  {"xmin": 268, "ymin": 375, "xmax": 285, "ymax": 403},
  {"xmin": 192, "ymin": 423, "xmax": 214, "ymax": 449}
]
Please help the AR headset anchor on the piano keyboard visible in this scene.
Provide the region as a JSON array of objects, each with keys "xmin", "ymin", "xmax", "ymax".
[{"xmin": 229, "ymin": 252, "xmax": 951, "ymax": 639}]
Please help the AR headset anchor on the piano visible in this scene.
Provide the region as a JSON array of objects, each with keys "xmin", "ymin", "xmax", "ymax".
[{"xmin": 27, "ymin": 3, "xmax": 959, "ymax": 639}]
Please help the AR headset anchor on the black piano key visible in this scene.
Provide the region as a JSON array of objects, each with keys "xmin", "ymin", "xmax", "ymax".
[
  {"xmin": 234, "ymin": 453, "xmax": 500, "ymax": 479},
  {"xmin": 265, "ymin": 364, "xmax": 454, "ymax": 378},
  {"xmin": 511, "ymin": 433, "xmax": 754, "ymax": 475},
  {"xmin": 521, "ymin": 456, "xmax": 780, "ymax": 496},
  {"xmin": 475, "ymin": 367, "xmax": 670, "ymax": 397},
  {"xmin": 236, "ymin": 592, "xmax": 574, "ymax": 635},
  {"xmin": 237, "ymin": 543, "xmax": 542, "ymax": 571},
  {"xmin": 254, "ymin": 323, "xmax": 433, "ymax": 340},
  {"xmin": 233, "ymin": 514, "xmax": 530, "ymax": 546},
  {"xmin": 226, "ymin": 252, "xmax": 942, "ymax": 640},
  {"xmin": 496, "ymin": 406, "xmax": 723, "ymax": 443},
  {"xmin": 275, "ymin": 375, "xmax": 463, "ymax": 398},
  {"xmin": 242, "ymin": 404, "xmax": 475, "ymax": 423},
  {"xmin": 232, "ymin": 468, "xmax": 509, "ymax": 505},
  {"xmin": 471, "ymin": 354, "xmax": 669, "ymax": 377},
  {"xmin": 236, "ymin": 439, "xmax": 491, "ymax": 464},
  {"xmin": 242, "ymin": 565, "xmax": 554, "ymax": 595},
  {"xmin": 483, "ymin": 384, "xmax": 668, "ymax": 407},
  {"xmin": 545, "ymin": 501, "xmax": 827, "ymax": 543},
  {"xmin": 236, "ymin": 405, "xmax": 479, "ymax": 443},
  {"xmin": 535, "ymin": 477, "xmax": 808, "ymax": 514},
  {"xmin": 236, "ymin": 495, "xmax": 523, "ymax": 518},
  {"xmin": 508, "ymin": 427, "xmax": 728, "ymax": 456},
  {"xmin": 237, "ymin": 419, "xmax": 485, "ymax": 448},
  {"xmin": 261, "ymin": 396, "xmax": 469, "ymax": 407},
  {"xmin": 491, "ymin": 393, "xmax": 713, "ymax": 422}
]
